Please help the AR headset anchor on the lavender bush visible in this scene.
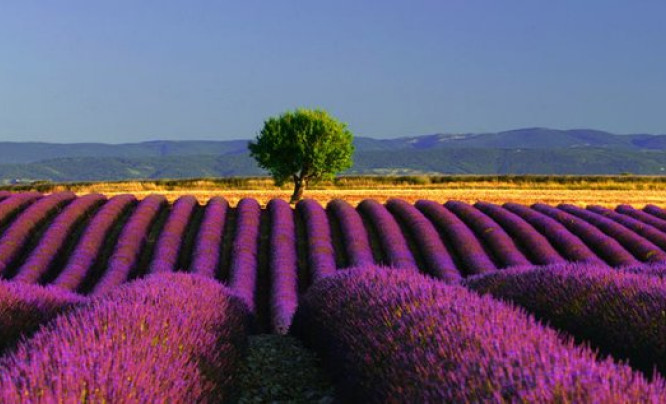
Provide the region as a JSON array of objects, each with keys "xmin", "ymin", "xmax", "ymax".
[
  {"xmin": 0, "ymin": 280, "xmax": 84, "ymax": 353},
  {"xmin": 0, "ymin": 192, "xmax": 76, "ymax": 277},
  {"xmin": 476, "ymin": 201, "xmax": 565, "ymax": 265},
  {"xmin": 0, "ymin": 193, "xmax": 41, "ymax": 227},
  {"xmin": 588, "ymin": 204, "xmax": 666, "ymax": 256},
  {"xmin": 12, "ymin": 194, "xmax": 105, "ymax": 284},
  {"xmin": 297, "ymin": 199, "xmax": 337, "ymax": 280},
  {"xmin": 191, "ymin": 197, "xmax": 229, "ymax": 278},
  {"xmin": 644, "ymin": 204, "xmax": 666, "ymax": 221},
  {"xmin": 52, "ymin": 194, "xmax": 136, "ymax": 291},
  {"xmin": 228, "ymin": 197, "xmax": 261, "ymax": 312},
  {"xmin": 357, "ymin": 199, "xmax": 417, "ymax": 270},
  {"xmin": 149, "ymin": 195, "xmax": 198, "ymax": 273},
  {"xmin": 293, "ymin": 266, "xmax": 666, "ymax": 402},
  {"xmin": 267, "ymin": 199, "xmax": 298, "ymax": 334},
  {"xmin": 416, "ymin": 200, "xmax": 497, "ymax": 275},
  {"xmin": 504, "ymin": 202, "xmax": 606, "ymax": 265},
  {"xmin": 0, "ymin": 273, "xmax": 251, "ymax": 403},
  {"xmin": 559, "ymin": 204, "xmax": 666, "ymax": 262},
  {"xmin": 386, "ymin": 198, "xmax": 460, "ymax": 282},
  {"xmin": 92, "ymin": 194, "xmax": 167, "ymax": 295},
  {"xmin": 618, "ymin": 262, "xmax": 666, "ymax": 279},
  {"xmin": 533, "ymin": 203, "xmax": 639, "ymax": 266},
  {"xmin": 445, "ymin": 200, "xmax": 531, "ymax": 268},
  {"xmin": 466, "ymin": 262, "xmax": 666, "ymax": 377},
  {"xmin": 617, "ymin": 204, "xmax": 666, "ymax": 233},
  {"xmin": 326, "ymin": 199, "xmax": 374, "ymax": 267}
]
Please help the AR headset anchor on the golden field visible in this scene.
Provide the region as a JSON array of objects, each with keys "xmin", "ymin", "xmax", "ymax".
[{"xmin": 4, "ymin": 176, "xmax": 666, "ymax": 208}]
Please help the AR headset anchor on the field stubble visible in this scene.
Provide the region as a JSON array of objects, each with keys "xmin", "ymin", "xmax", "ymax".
[
  {"xmin": 71, "ymin": 188, "xmax": 666, "ymax": 208},
  {"xmin": 10, "ymin": 176, "xmax": 666, "ymax": 207}
]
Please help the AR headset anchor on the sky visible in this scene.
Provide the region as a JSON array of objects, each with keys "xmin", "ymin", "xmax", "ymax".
[{"xmin": 1, "ymin": 1, "xmax": 665, "ymax": 143}]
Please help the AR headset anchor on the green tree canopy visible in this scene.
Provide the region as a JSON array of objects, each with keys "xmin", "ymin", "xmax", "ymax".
[{"xmin": 248, "ymin": 108, "xmax": 354, "ymax": 203}]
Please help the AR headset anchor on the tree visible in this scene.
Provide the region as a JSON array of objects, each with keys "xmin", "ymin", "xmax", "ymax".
[{"xmin": 248, "ymin": 108, "xmax": 354, "ymax": 203}]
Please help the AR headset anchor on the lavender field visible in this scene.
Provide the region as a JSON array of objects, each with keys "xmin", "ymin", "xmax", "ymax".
[{"xmin": 1, "ymin": 191, "xmax": 666, "ymax": 402}]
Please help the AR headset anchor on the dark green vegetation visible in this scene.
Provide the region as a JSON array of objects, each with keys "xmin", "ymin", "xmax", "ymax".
[
  {"xmin": 249, "ymin": 109, "xmax": 354, "ymax": 202},
  {"xmin": 4, "ymin": 128, "xmax": 666, "ymax": 183}
]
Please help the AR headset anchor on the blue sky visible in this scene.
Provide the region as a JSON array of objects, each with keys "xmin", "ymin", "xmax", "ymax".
[{"xmin": 1, "ymin": 1, "xmax": 665, "ymax": 143}]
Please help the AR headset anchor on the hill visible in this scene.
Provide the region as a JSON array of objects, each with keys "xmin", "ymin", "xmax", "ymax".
[{"xmin": 2, "ymin": 128, "xmax": 666, "ymax": 182}]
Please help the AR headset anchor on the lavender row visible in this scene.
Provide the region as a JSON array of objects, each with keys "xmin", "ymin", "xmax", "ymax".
[
  {"xmin": 416, "ymin": 200, "xmax": 497, "ymax": 275},
  {"xmin": 0, "ymin": 192, "xmax": 76, "ymax": 278},
  {"xmin": 326, "ymin": 199, "xmax": 374, "ymax": 267},
  {"xmin": 228, "ymin": 198, "xmax": 261, "ymax": 312},
  {"xmin": 293, "ymin": 266, "xmax": 666, "ymax": 402},
  {"xmin": 148, "ymin": 195, "xmax": 198, "ymax": 273},
  {"xmin": 644, "ymin": 204, "xmax": 666, "ymax": 221},
  {"xmin": 191, "ymin": 197, "xmax": 229, "ymax": 278},
  {"xmin": 588, "ymin": 204, "xmax": 666, "ymax": 255},
  {"xmin": 357, "ymin": 199, "xmax": 417, "ymax": 270},
  {"xmin": 386, "ymin": 198, "xmax": 460, "ymax": 282},
  {"xmin": 504, "ymin": 202, "xmax": 606, "ymax": 265},
  {"xmin": 52, "ymin": 194, "xmax": 136, "ymax": 291},
  {"xmin": 0, "ymin": 191, "xmax": 10, "ymax": 201},
  {"xmin": 465, "ymin": 263, "xmax": 666, "ymax": 377},
  {"xmin": 297, "ymin": 199, "xmax": 337, "ymax": 281},
  {"xmin": 445, "ymin": 200, "xmax": 531, "ymax": 268},
  {"xmin": 12, "ymin": 194, "xmax": 105, "ymax": 284},
  {"xmin": 559, "ymin": 204, "xmax": 666, "ymax": 262},
  {"xmin": 620, "ymin": 263, "xmax": 666, "ymax": 278},
  {"xmin": 616, "ymin": 204, "xmax": 666, "ymax": 233},
  {"xmin": 532, "ymin": 203, "xmax": 639, "ymax": 266},
  {"xmin": 475, "ymin": 201, "xmax": 565, "ymax": 265},
  {"xmin": 0, "ymin": 281, "xmax": 84, "ymax": 353},
  {"xmin": 0, "ymin": 193, "xmax": 41, "ymax": 228},
  {"xmin": 0, "ymin": 273, "xmax": 250, "ymax": 402},
  {"xmin": 267, "ymin": 199, "xmax": 298, "ymax": 334},
  {"xmin": 92, "ymin": 195, "xmax": 166, "ymax": 295}
]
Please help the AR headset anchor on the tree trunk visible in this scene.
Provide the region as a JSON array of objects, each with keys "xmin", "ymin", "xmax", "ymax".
[{"xmin": 290, "ymin": 177, "xmax": 306, "ymax": 203}]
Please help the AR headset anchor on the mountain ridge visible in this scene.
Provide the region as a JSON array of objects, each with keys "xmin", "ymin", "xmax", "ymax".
[{"xmin": 2, "ymin": 128, "xmax": 666, "ymax": 183}]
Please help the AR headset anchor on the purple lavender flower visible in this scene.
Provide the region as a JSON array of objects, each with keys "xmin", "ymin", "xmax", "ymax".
[
  {"xmin": 297, "ymin": 199, "xmax": 337, "ymax": 280},
  {"xmin": 293, "ymin": 265, "xmax": 666, "ymax": 402},
  {"xmin": 357, "ymin": 199, "xmax": 418, "ymax": 271},
  {"xmin": 475, "ymin": 201, "xmax": 565, "ymax": 265},
  {"xmin": 0, "ymin": 192, "xmax": 41, "ymax": 227},
  {"xmin": 148, "ymin": 195, "xmax": 198, "ymax": 273},
  {"xmin": 0, "ymin": 192, "xmax": 76, "ymax": 277},
  {"xmin": 588, "ymin": 204, "xmax": 666, "ymax": 261},
  {"xmin": 52, "ymin": 194, "xmax": 136, "ymax": 291},
  {"xmin": 533, "ymin": 203, "xmax": 639, "ymax": 266},
  {"xmin": 228, "ymin": 198, "xmax": 261, "ymax": 312},
  {"xmin": 386, "ymin": 198, "xmax": 460, "ymax": 282},
  {"xmin": 617, "ymin": 204, "xmax": 666, "ymax": 233},
  {"xmin": 12, "ymin": 194, "xmax": 106, "ymax": 284},
  {"xmin": 560, "ymin": 204, "xmax": 666, "ymax": 262},
  {"xmin": 466, "ymin": 262, "xmax": 666, "ymax": 377},
  {"xmin": 267, "ymin": 198, "xmax": 298, "ymax": 334},
  {"xmin": 326, "ymin": 199, "xmax": 374, "ymax": 267},
  {"xmin": 92, "ymin": 194, "xmax": 167, "ymax": 295},
  {"xmin": 0, "ymin": 273, "xmax": 250, "ymax": 403},
  {"xmin": 504, "ymin": 202, "xmax": 607, "ymax": 265},
  {"xmin": 644, "ymin": 204, "xmax": 666, "ymax": 221},
  {"xmin": 445, "ymin": 200, "xmax": 531, "ymax": 268},
  {"xmin": 416, "ymin": 199, "xmax": 497, "ymax": 275},
  {"xmin": 0, "ymin": 280, "xmax": 84, "ymax": 353},
  {"xmin": 191, "ymin": 196, "xmax": 229, "ymax": 278}
]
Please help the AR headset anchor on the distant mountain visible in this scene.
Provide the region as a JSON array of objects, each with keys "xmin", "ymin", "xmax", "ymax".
[
  {"xmin": 0, "ymin": 140, "xmax": 249, "ymax": 164},
  {"xmin": 2, "ymin": 128, "xmax": 666, "ymax": 183}
]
